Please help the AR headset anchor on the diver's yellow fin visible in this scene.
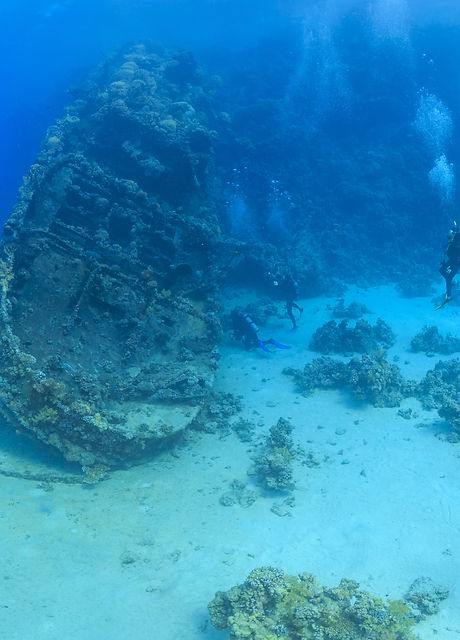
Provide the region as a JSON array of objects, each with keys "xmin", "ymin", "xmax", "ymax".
[{"xmin": 434, "ymin": 295, "xmax": 450, "ymax": 311}]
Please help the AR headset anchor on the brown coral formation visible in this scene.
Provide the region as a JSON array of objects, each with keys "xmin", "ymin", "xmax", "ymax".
[
  {"xmin": 0, "ymin": 44, "xmax": 226, "ymax": 469},
  {"xmin": 284, "ymin": 352, "xmax": 415, "ymax": 408},
  {"xmin": 207, "ymin": 566, "xmax": 442, "ymax": 640}
]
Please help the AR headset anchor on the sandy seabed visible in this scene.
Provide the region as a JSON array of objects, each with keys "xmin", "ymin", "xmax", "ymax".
[{"xmin": 1, "ymin": 285, "xmax": 460, "ymax": 640}]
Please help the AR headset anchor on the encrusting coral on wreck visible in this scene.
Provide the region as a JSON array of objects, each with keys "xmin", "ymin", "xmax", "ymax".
[
  {"xmin": 208, "ymin": 566, "xmax": 447, "ymax": 639},
  {"xmin": 0, "ymin": 44, "xmax": 230, "ymax": 470}
]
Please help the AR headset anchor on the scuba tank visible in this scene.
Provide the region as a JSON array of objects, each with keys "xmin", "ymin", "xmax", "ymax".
[
  {"xmin": 244, "ymin": 314, "xmax": 259, "ymax": 333},
  {"xmin": 446, "ymin": 221, "xmax": 460, "ymax": 260}
]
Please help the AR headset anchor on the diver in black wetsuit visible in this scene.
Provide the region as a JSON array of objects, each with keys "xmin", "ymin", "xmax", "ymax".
[
  {"xmin": 230, "ymin": 309, "xmax": 290, "ymax": 353},
  {"xmin": 440, "ymin": 221, "xmax": 460, "ymax": 303},
  {"xmin": 270, "ymin": 271, "xmax": 303, "ymax": 330}
]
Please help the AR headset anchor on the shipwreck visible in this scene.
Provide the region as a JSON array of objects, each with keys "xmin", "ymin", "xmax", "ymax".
[{"xmin": 0, "ymin": 44, "xmax": 227, "ymax": 471}]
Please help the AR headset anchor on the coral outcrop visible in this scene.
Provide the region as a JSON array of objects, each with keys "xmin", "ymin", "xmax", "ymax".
[
  {"xmin": 410, "ymin": 325, "xmax": 460, "ymax": 355},
  {"xmin": 192, "ymin": 391, "xmax": 241, "ymax": 434},
  {"xmin": 285, "ymin": 352, "xmax": 414, "ymax": 407},
  {"xmin": 0, "ymin": 44, "xmax": 226, "ymax": 469},
  {"xmin": 329, "ymin": 298, "xmax": 371, "ymax": 319},
  {"xmin": 417, "ymin": 359, "xmax": 460, "ymax": 433},
  {"xmin": 347, "ymin": 353, "xmax": 413, "ymax": 407},
  {"xmin": 309, "ymin": 318, "xmax": 395, "ymax": 354},
  {"xmin": 253, "ymin": 418, "xmax": 297, "ymax": 491},
  {"xmin": 417, "ymin": 359, "xmax": 460, "ymax": 409},
  {"xmin": 208, "ymin": 566, "xmax": 441, "ymax": 639},
  {"xmin": 405, "ymin": 577, "xmax": 449, "ymax": 621}
]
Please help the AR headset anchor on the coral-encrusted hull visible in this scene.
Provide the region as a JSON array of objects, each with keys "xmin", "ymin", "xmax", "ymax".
[{"xmin": 0, "ymin": 44, "xmax": 222, "ymax": 469}]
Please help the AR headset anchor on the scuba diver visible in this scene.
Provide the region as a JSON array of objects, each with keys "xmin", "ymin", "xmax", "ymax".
[
  {"xmin": 438, "ymin": 221, "xmax": 460, "ymax": 308},
  {"xmin": 230, "ymin": 308, "xmax": 290, "ymax": 353},
  {"xmin": 270, "ymin": 270, "xmax": 303, "ymax": 330}
]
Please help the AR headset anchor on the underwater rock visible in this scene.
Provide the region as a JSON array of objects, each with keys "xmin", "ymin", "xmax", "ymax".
[
  {"xmin": 329, "ymin": 298, "xmax": 371, "ymax": 319},
  {"xmin": 417, "ymin": 359, "xmax": 460, "ymax": 409},
  {"xmin": 285, "ymin": 353, "xmax": 414, "ymax": 408},
  {"xmin": 410, "ymin": 325, "xmax": 460, "ymax": 355},
  {"xmin": 348, "ymin": 353, "xmax": 414, "ymax": 407},
  {"xmin": 192, "ymin": 391, "xmax": 241, "ymax": 434},
  {"xmin": 405, "ymin": 577, "xmax": 449, "ymax": 621},
  {"xmin": 309, "ymin": 318, "xmax": 395, "ymax": 354},
  {"xmin": 415, "ymin": 359, "xmax": 460, "ymax": 434},
  {"xmin": 437, "ymin": 398, "xmax": 460, "ymax": 434},
  {"xmin": 231, "ymin": 418, "xmax": 256, "ymax": 442},
  {"xmin": 208, "ymin": 566, "xmax": 425, "ymax": 639},
  {"xmin": 397, "ymin": 408, "xmax": 417, "ymax": 420},
  {"xmin": 0, "ymin": 44, "xmax": 226, "ymax": 469},
  {"xmin": 253, "ymin": 418, "xmax": 297, "ymax": 490},
  {"xmin": 219, "ymin": 479, "xmax": 257, "ymax": 508},
  {"xmin": 270, "ymin": 496, "xmax": 295, "ymax": 517},
  {"xmin": 284, "ymin": 356, "xmax": 348, "ymax": 394}
]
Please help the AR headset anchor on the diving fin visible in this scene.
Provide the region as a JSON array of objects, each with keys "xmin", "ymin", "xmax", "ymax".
[
  {"xmin": 434, "ymin": 295, "xmax": 450, "ymax": 311},
  {"xmin": 258, "ymin": 340, "xmax": 271, "ymax": 352},
  {"xmin": 268, "ymin": 339, "xmax": 291, "ymax": 350}
]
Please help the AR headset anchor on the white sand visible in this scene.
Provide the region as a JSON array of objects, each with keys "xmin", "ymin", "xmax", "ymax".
[{"xmin": 1, "ymin": 284, "xmax": 460, "ymax": 639}]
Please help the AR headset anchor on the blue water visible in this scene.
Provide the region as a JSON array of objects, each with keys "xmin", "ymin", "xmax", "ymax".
[
  {"xmin": 0, "ymin": 0, "xmax": 296, "ymax": 221},
  {"xmin": 1, "ymin": 1, "xmax": 460, "ymax": 638},
  {"xmin": 3, "ymin": 0, "xmax": 460, "ymax": 271}
]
